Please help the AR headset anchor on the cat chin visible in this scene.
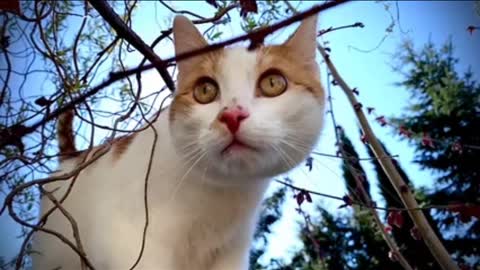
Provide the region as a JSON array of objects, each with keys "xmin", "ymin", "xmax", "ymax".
[
  {"xmin": 201, "ymin": 165, "xmax": 293, "ymax": 187},
  {"xmin": 191, "ymin": 152, "xmax": 298, "ymax": 186}
]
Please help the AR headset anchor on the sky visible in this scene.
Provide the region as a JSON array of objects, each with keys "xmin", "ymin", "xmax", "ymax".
[{"xmin": 1, "ymin": 0, "xmax": 479, "ymax": 267}]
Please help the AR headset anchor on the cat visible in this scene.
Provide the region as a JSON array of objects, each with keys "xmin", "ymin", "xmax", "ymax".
[{"xmin": 32, "ymin": 14, "xmax": 325, "ymax": 270}]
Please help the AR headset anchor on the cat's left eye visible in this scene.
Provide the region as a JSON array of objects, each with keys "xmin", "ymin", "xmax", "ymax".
[
  {"xmin": 258, "ymin": 70, "xmax": 288, "ymax": 97},
  {"xmin": 193, "ymin": 78, "xmax": 219, "ymax": 104}
]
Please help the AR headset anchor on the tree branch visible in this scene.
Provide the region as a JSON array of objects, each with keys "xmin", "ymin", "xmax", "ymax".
[
  {"xmin": 87, "ymin": 0, "xmax": 175, "ymax": 91},
  {"xmin": 317, "ymin": 21, "xmax": 364, "ymax": 36}
]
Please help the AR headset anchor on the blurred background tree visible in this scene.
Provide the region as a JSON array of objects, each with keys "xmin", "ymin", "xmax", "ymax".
[{"xmin": 391, "ymin": 40, "xmax": 480, "ymax": 267}]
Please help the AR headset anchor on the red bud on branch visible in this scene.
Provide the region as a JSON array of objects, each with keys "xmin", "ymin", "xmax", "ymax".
[
  {"xmin": 467, "ymin": 25, "xmax": 478, "ymax": 35},
  {"xmin": 0, "ymin": 0, "xmax": 20, "ymax": 14},
  {"xmin": 205, "ymin": 0, "xmax": 219, "ymax": 8},
  {"xmin": 352, "ymin": 87, "xmax": 359, "ymax": 95},
  {"xmin": 399, "ymin": 125, "xmax": 412, "ymax": 138},
  {"xmin": 451, "ymin": 142, "xmax": 463, "ymax": 154},
  {"xmin": 295, "ymin": 190, "xmax": 313, "ymax": 206},
  {"xmin": 421, "ymin": 132, "xmax": 435, "ymax": 148},
  {"xmin": 410, "ymin": 226, "xmax": 422, "ymax": 240},
  {"xmin": 339, "ymin": 195, "xmax": 353, "ymax": 209},
  {"xmin": 449, "ymin": 204, "xmax": 480, "ymax": 223},
  {"xmin": 360, "ymin": 134, "xmax": 368, "ymax": 144},
  {"xmin": 375, "ymin": 116, "xmax": 387, "ymax": 127},
  {"xmin": 387, "ymin": 211, "xmax": 404, "ymax": 228},
  {"xmin": 388, "ymin": 250, "xmax": 399, "ymax": 262},
  {"xmin": 353, "ymin": 103, "xmax": 363, "ymax": 111},
  {"xmin": 239, "ymin": 0, "xmax": 258, "ymax": 17}
]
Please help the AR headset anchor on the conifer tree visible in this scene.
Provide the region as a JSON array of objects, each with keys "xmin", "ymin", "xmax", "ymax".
[
  {"xmin": 393, "ymin": 40, "xmax": 480, "ymax": 266},
  {"xmin": 365, "ymin": 139, "xmax": 440, "ymax": 269}
]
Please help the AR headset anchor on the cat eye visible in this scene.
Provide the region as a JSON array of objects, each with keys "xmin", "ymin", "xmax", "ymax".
[
  {"xmin": 193, "ymin": 78, "xmax": 219, "ymax": 104},
  {"xmin": 258, "ymin": 70, "xmax": 288, "ymax": 97}
]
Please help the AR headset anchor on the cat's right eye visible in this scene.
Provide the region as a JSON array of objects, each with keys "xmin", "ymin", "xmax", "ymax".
[
  {"xmin": 258, "ymin": 70, "xmax": 288, "ymax": 97},
  {"xmin": 193, "ymin": 78, "xmax": 219, "ymax": 104}
]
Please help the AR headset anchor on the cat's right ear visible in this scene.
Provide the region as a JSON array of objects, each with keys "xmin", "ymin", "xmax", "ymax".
[
  {"xmin": 283, "ymin": 14, "xmax": 318, "ymax": 66},
  {"xmin": 173, "ymin": 15, "xmax": 208, "ymax": 74}
]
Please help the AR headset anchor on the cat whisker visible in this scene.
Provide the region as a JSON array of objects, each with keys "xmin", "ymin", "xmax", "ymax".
[
  {"xmin": 275, "ymin": 139, "xmax": 325, "ymax": 182},
  {"xmin": 167, "ymin": 146, "xmax": 204, "ymax": 175},
  {"xmin": 279, "ymin": 139, "xmax": 343, "ymax": 180},
  {"xmin": 174, "ymin": 151, "xmax": 203, "ymax": 171},
  {"xmin": 168, "ymin": 150, "xmax": 207, "ymax": 203},
  {"xmin": 269, "ymin": 143, "xmax": 296, "ymax": 172},
  {"xmin": 276, "ymin": 145, "xmax": 299, "ymax": 170},
  {"xmin": 179, "ymin": 149, "xmax": 205, "ymax": 170},
  {"xmin": 284, "ymin": 132, "xmax": 316, "ymax": 143},
  {"xmin": 281, "ymin": 137, "xmax": 312, "ymax": 152},
  {"xmin": 200, "ymin": 157, "xmax": 212, "ymax": 186},
  {"xmin": 179, "ymin": 140, "xmax": 204, "ymax": 152}
]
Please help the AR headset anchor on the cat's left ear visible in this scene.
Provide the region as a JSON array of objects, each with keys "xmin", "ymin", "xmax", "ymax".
[
  {"xmin": 173, "ymin": 15, "xmax": 209, "ymax": 74},
  {"xmin": 284, "ymin": 14, "xmax": 318, "ymax": 62}
]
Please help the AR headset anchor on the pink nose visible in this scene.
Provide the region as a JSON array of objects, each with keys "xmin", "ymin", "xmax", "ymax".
[{"xmin": 218, "ymin": 106, "xmax": 250, "ymax": 134}]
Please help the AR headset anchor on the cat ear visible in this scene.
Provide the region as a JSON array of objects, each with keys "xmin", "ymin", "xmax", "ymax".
[
  {"xmin": 173, "ymin": 15, "xmax": 208, "ymax": 73},
  {"xmin": 284, "ymin": 14, "xmax": 318, "ymax": 62}
]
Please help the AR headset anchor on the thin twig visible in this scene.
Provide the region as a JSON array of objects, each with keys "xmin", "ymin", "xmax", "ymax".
[
  {"xmin": 317, "ymin": 22, "xmax": 364, "ymax": 36},
  {"xmin": 87, "ymin": 0, "xmax": 175, "ymax": 91},
  {"xmin": 276, "ymin": 179, "xmax": 465, "ymax": 212},
  {"xmin": 42, "ymin": 189, "xmax": 90, "ymax": 270}
]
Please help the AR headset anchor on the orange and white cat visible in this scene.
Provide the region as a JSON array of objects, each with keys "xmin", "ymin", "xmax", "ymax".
[{"xmin": 33, "ymin": 14, "xmax": 325, "ymax": 270}]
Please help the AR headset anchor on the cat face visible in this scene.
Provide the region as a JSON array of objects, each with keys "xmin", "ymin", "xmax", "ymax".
[{"xmin": 169, "ymin": 15, "xmax": 325, "ymax": 184}]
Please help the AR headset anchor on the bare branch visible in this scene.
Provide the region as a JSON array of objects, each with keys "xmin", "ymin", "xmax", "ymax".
[{"xmin": 87, "ymin": 0, "xmax": 175, "ymax": 91}]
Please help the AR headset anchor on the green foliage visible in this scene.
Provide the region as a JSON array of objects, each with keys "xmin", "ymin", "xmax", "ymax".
[
  {"xmin": 393, "ymin": 40, "xmax": 480, "ymax": 266},
  {"xmin": 289, "ymin": 208, "xmax": 357, "ymax": 270},
  {"xmin": 240, "ymin": 0, "xmax": 291, "ymax": 32},
  {"xmin": 271, "ymin": 206, "xmax": 400, "ymax": 270},
  {"xmin": 250, "ymin": 185, "xmax": 287, "ymax": 270},
  {"xmin": 338, "ymin": 127, "xmax": 371, "ymax": 205},
  {"xmin": 364, "ymin": 140, "xmax": 441, "ymax": 269},
  {"xmin": 264, "ymin": 131, "xmax": 400, "ymax": 270}
]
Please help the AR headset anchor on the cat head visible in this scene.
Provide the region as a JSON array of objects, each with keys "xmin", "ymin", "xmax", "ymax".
[{"xmin": 169, "ymin": 15, "xmax": 325, "ymax": 184}]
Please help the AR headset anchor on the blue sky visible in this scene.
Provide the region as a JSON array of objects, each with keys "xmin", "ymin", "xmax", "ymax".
[{"xmin": 1, "ymin": 0, "xmax": 479, "ymax": 266}]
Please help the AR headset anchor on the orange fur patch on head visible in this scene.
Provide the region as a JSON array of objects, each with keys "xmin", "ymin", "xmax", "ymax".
[
  {"xmin": 176, "ymin": 50, "xmax": 224, "ymax": 95},
  {"xmin": 169, "ymin": 93, "xmax": 196, "ymax": 122},
  {"xmin": 170, "ymin": 50, "xmax": 224, "ymax": 122},
  {"xmin": 257, "ymin": 45, "xmax": 324, "ymax": 100},
  {"xmin": 112, "ymin": 134, "xmax": 136, "ymax": 161},
  {"xmin": 57, "ymin": 110, "xmax": 77, "ymax": 160}
]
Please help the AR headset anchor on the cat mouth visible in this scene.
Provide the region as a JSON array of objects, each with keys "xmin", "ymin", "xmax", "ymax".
[{"xmin": 221, "ymin": 138, "xmax": 256, "ymax": 155}]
